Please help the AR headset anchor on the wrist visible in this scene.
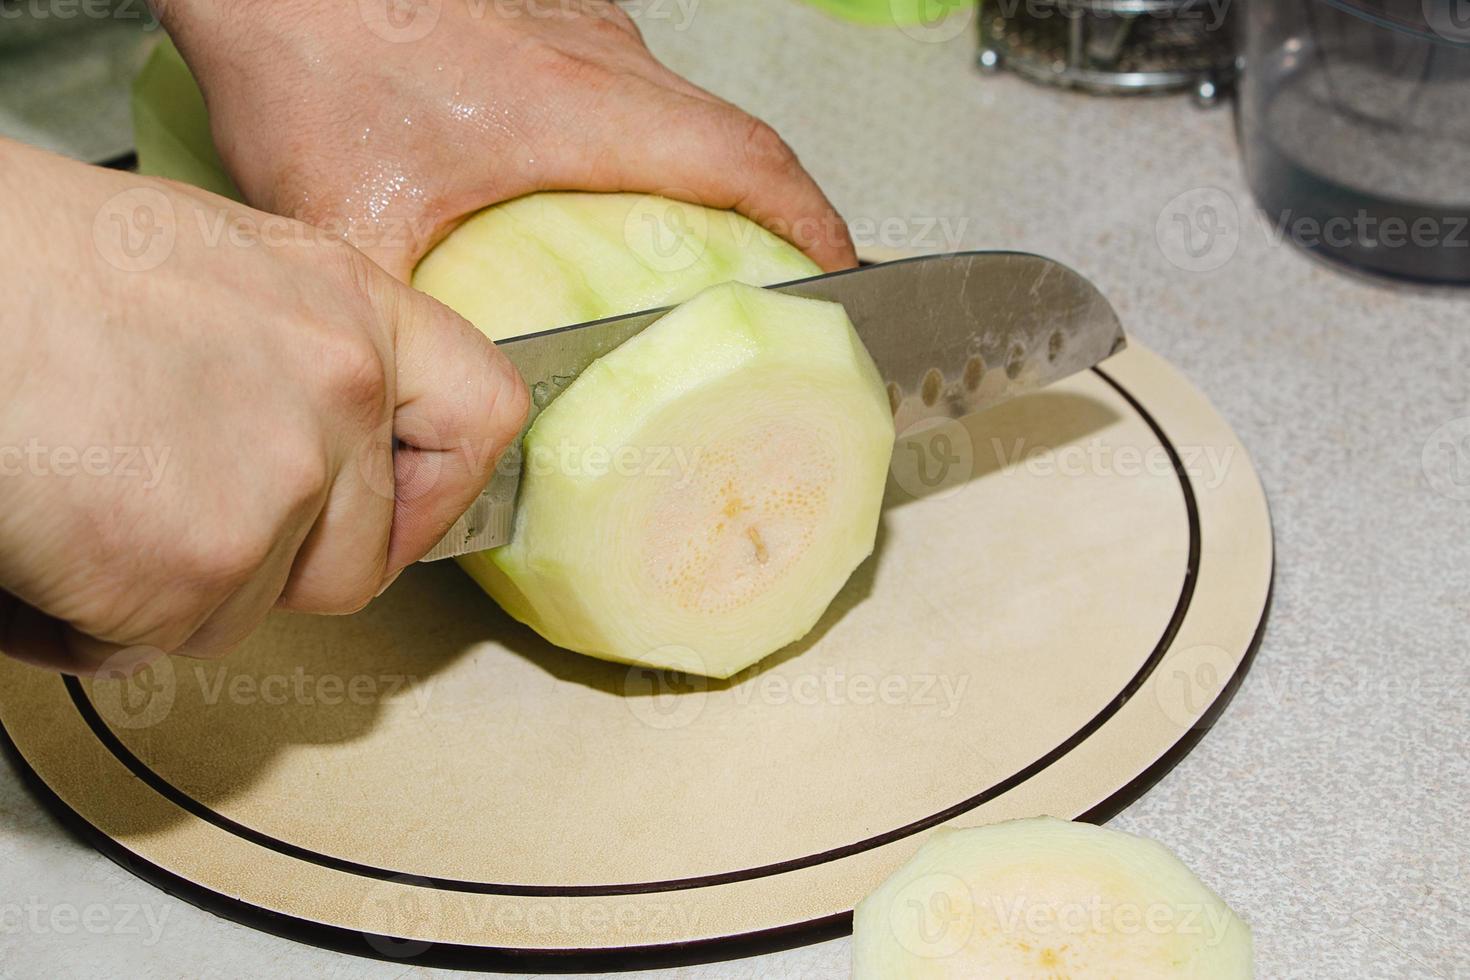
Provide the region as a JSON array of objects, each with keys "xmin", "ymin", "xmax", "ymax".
[
  {"xmin": 151, "ymin": 0, "xmax": 232, "ymax": 52},
  {"xmin": 0, "ymin": 140, "xmax": 71, "ymax": 397},
  {"xmin": 153, "ymin": 0, "xmax": 321, "ymax": 86}
]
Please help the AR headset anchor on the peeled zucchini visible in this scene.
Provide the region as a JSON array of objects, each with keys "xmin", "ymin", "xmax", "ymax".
[
  {"xmin": 405, "ymin": 150, "xmax": 896, "ymax": 679},
  {"xmin": 421, "ymin": 202, "xmax": 893, "ymax": 678},
  {"xmin": 853, "ymin": 817, "xmax": 1254, "ymax": 979},
  {"xmin": 458, "ymin": 281, "xmax": 892, "ymax": 678},
  {"xmin": 412, "ymin": 192, "xmax": 821, "ymax": 341},
  {"xmin": 132, "ymin": 39, "xmax": 893, "ymax": 678}
]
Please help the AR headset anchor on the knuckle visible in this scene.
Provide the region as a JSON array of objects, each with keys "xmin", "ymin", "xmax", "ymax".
[
  {"xmin": 275, "ymin": 440, "xmax": 333, "ymax": 516},
  {"xmin": 280, "ymin": 567, "xmax": 382, "ymax": 617},
  {"xmin": 75, "ymin": 588, "xmax": 203, "ymax": 655},
  {"xmin": 337, "ymin": 582, "xmax": 380, "ymax": 616},
  {"xmin": 589, "ymin": 2, "xmax": 641, "ymax": 38},
  {"xmin": 69, "ymin": 533, "xmax": 222, "ymax": 652},
  {"xmin": 181, "ymin": 530, "xmax": 272, "ymax": 597},
  {"xmin": 317, "ymin": 325, "xmax": 390, "ymax": 418},
  {"xmin": 323, "ymin": 236, "xmax": 379, "ymax": 295},
  {"xmin": 530, "ymin": 44, "xmax": 612, "ymax": 92},
  {"xmin": 739, "ymin": 116, "xmax": 800, "ymax": 174}
]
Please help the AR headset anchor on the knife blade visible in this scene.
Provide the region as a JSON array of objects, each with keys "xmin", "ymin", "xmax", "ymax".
[{"xmin": 420, "ymin": 250, "xmax": 1127, "ymax": 561}]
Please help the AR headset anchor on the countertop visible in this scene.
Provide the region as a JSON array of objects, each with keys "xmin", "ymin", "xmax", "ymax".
[{"xmin": 2, "ymin": 2, "xmax": 1466, "ymax": 978}]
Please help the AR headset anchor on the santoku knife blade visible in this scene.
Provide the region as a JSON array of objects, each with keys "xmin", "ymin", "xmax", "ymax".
[{"xmin": 420, "ymin": 251, "xmax": 1127, "ymax": 561}]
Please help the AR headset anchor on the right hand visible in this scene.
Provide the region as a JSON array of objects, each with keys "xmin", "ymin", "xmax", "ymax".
[{"xmin": 0, "ymin": 139, "xmax": 529, "ymax": 675}]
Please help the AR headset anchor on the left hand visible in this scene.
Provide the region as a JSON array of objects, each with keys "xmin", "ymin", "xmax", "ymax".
[{"xmin": 159, "ymin": 0, "xmax": 858, "ymax": 280}]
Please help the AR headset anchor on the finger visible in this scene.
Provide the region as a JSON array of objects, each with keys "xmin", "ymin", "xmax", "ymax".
[
  {"xmin": 529, "ymin": 88, "xmax": 859, "ymax": 272},
  {"xmin": 379, "ymin": 285, "xmax": 529, "ymax": 575},
  {"xmin": 349, "ymin": 226, "xmax": 432, "ymax": 284},
  {"xmin": 274, "ymin": 442, "xmax": 395, "ymax": 614},
  {"xmin": 173, "ymin": 533, "xmax": 300, "ymax": 659},
  {"xmin": 0, "ymin": 593, "xmax": 161, "ymax": 676}
]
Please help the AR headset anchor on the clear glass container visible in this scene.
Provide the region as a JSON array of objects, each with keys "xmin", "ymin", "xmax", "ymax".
[{"xmin": 1238, "ymin": 0, "xmax": 1470, "ymax": 285}]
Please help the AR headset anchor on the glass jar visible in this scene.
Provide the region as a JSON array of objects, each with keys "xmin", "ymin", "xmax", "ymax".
[{"xmin": 1238, "ymin": 0, "xmax": 1470, "ymax": 285}]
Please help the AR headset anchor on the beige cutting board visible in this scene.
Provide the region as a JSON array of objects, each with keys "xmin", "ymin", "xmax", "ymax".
[{"xmin": 0, "ymin": 339, "xmax": 1271, "ymax": 970}]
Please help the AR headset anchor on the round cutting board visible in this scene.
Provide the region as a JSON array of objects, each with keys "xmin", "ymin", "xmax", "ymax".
[{"xmin": 0, "ymin": 341, "xmax": 1271, "ymax": 971}]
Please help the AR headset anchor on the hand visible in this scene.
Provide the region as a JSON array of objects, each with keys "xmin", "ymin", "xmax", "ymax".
[
  {"xmin": 159, "ymin": 0, "xmax": 858, "ymax": 280},
  {"xmin": 0, "ymin": 139, "xmax": 528, "ymax": 674}
]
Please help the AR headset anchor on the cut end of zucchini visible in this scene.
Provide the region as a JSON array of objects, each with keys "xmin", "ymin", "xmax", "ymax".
[
  {"xmin": 461, "ymin": 282, "xmax": 894, "ymax": 679},
  {"xmin": 852, "ymin": 817, "xmax": 1254, "ymax": 979}
]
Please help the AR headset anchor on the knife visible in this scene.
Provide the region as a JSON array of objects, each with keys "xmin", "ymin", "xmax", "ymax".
[{"xmin": 420, "ymin": 250, "xmax": 1127, "ymax": 561}]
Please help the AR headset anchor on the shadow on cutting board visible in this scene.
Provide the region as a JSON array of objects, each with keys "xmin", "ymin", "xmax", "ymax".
[{"xmin": 33, "ymin": 389, "xmax": 1118, "ymax": 838}]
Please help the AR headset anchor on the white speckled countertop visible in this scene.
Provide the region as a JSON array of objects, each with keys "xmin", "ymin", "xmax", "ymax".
[{"xmin": 2, "ymin": 3, "xmax": 1466, "ymax": 978}]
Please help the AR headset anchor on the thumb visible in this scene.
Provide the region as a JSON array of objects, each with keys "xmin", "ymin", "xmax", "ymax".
[{"xmin": 375, "ymin": 283, "xmax": 529, "ymax": 574}]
